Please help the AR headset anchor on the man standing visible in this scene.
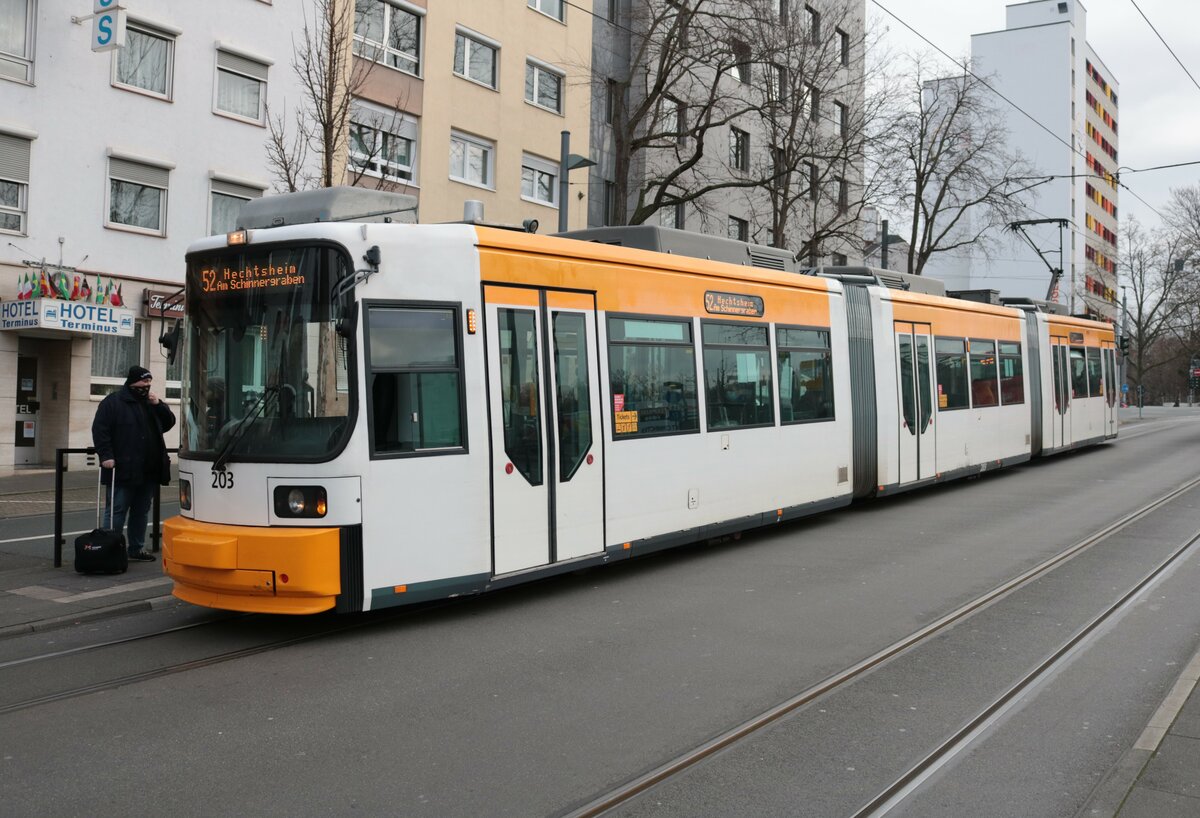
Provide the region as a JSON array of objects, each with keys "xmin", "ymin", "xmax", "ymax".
[{"xmin": 92, "ymin": 365, "xmax": 176, "ymax": 562}]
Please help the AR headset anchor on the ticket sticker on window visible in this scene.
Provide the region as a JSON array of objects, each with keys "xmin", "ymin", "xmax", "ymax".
[
  {"xmin": 939, "ymin": 393, "xmax": 948, "ymax": 409},
  {"xmin": 615, "ymin": 410, "xmax": 638, "ymax": 434},
  {"xmin": 614, "ymin": 393, "xmax": 625, "ymax": 412}
]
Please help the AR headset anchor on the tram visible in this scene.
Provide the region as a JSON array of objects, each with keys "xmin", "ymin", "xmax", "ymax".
[{"xmin": 162, "ymin": 188, "xmax": 1117, "ymax": 614}]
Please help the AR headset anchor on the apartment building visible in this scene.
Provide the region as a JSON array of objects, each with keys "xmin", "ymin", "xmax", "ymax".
[
  {"xmin": 0, "ymin": 0, "xmax": 317, "ymax": 467},
  {"xmin": 350, "ymin": 0, "xmax": 594, "ymax": 228},
  {"xmin": 588, "ymin": 0, "xmax": 866, "ymax": 264},
  {"xmin": 922, "ymin": 0, "xmax": 1118, "ymax": 321}
]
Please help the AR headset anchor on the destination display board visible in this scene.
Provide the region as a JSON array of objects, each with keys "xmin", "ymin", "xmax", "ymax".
[
  {"xmin": 197, "ymin": 261, "xmax": 306, "ymax": 294},
  {"xmin": 704, "ymin": 290, "xmax": 764, "ymax": 317}
]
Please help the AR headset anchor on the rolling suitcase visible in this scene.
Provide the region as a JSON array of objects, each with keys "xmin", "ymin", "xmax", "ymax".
[{"xmin": 74, "ymin": 466, "xmax": 128, "ymax": 575}]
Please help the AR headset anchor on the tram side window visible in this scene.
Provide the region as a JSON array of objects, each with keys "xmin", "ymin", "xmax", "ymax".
[
  {"xmin": 702, "ymin": 322, "xmax": 774, "ymax": 429},
  {"xmin": 1086, "ymin": 347, "xmax": 1103, "ymax": 398},
  {"xmin": 969, "ymin": 339, "xmax": 999, "ymax": 408},
  {"xmin": 778, "ymin": 327, "xmax": 834, "ymax": 422},
  {"xmin": 608, "ymin": 316, "xmax": 699, "ymax": 438},
  {"xmin": 367, "ymin": 306, "xmax": 464, "ymax": 454},
  {"xmin": 999, "ymin": 341, "xmax": 1024, "ymax": 405},
  {"xmin": 1069, "ymin": 346, "xmax": 1088, "ymax": 397},
  {"xmin": 934, "ymin": 337, "xmax": 969, "ymax": 410}
]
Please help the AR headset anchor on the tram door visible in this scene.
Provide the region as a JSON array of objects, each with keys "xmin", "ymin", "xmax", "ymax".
[
  {"xmin": 485, "ymin": 286, "xmax": 605, "ymax": 575},
  {"xmin": 1050, "ymin": 338, "xmax": 1070, "ymax": 449},
  {"xmin": 895, "ymin": 322, "xmax": 935, "ymax": 485},
  {"xmin": 1102, "ymin": 345, "xmax": 1118, "ymax": 436}
]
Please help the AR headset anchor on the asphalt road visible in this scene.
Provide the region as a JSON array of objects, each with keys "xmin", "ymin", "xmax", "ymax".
[{"xmin": 1, "ymin": 411, "xmax": 1198, "ymax": 817}]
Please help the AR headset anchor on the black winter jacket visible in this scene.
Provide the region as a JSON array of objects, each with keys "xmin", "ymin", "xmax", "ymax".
[{"xmin": 92, "ymin": 386, "xmax": 176, "ymax": 486}]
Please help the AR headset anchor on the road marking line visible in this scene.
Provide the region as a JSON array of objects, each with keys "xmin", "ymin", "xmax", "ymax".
[
  {"xmin": 8, "ymin": 577, "xmax": 172, "ymax": 603},
  {"xmin": 0, "ymin": 529, "xmax": 91, "ymax": 545}
]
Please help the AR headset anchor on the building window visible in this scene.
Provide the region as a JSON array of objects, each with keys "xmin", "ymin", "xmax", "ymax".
[
  {"xmin": 215, "ymin": 49, "xmax": 268, "ymax": 124},
  {"xmin": 804, "ymin": 83, "xmax": 819, "ymax": 122},
  {"xmin": 449, "ymin": 131, "xmax": 493, "ymax": 188},
  {"xmin": 604, "ymin": 181, "xmax": 618, "ymax": 226},
  {"xmin": 114, "ymin": 23, "xmax": 175, "ymax": 99},
  {"xmin": 767, "ymin": 64, "xmax": 787, "ymax": 104},
  {"xmin": 728, "ymin": 215, "xmax": 748, "ymax": 241},
  {"xmin": 804, "ymin": 161, "xmax": 817, "ymax": 201},
  {"xmin": 351, "ymin": 118, "xmax": 416, "ymax": 182},
  {"xmin": 368, "ymin": 306, "xmax": 465, "ymax": 454},
  {"xmin": 525, "ymin": 59, "xmax": 563, "ymax": 113},
  {"xmin": 658, "ymin": 202, "xmax": 683, "ymax": 229},
  {"xmin": 107, "ymin": 157, "xmax": 169, "ymax": 235},
  {"xmin": 607, "ymin": 0, "xmax": 620, "ymax": 24},
  {"xmin": 837, "ymin": 28, "xmax": 849, "ymax": 66},
  {"xmin": 778, "ymin": 327, "xmax": 834, "ymax": 423},
  {"xmin": 0, "ymin": 0, "xmax": 35, "ymax": 82},
  {"xmin": 728, "ymin": 39, "xmax": 751, "ymax": 84},
  {"xmin": 91, "ymin": 323, "xmax": 144, "ymax": 397},
  {"xmin": 729, "ymin": 127, "xmax": 749, "ymax": 171},
  {"xmin": 835, "ymin": 101, "xmax": 848, "ymax": 139},
  {"xmin": 209, "ymin": 178, "xmax": 263, "ymax": 236},
  {"xmin": 605, "ymin": 78, "xmax": 619, "ymax": 124},
  {"xmin": 608, "ymin": 315, "xmax": 699, "ymax": 438},
  {"xmin": 835, "ymin": 177, "xmax": 847, "ymax": 213},
  {"xmin": 664, "ymin": 96, "xmax": 686, "ymax": 142},
  {"xmin": 773, "ymin": 0, "xmax": 789, "ymax": 23},
  {"xmin": 521, "ymin": 153, "xmax": 558, "ymax": 207},
  {"xmin": 805, "ymin": 4, "xmax": 820, "ymax": 43},
  {"xmin": 454, "ymin": 29, "xmax": 497, "ymax": 89},
  {"xmin": 527, "ymin": 0, "xmax": 564, "ymax": 22},
  {"xmin": 831, "ymin": 252, "xmax": 847, "ymax": 266},
  {"xmin": 354, "ymin": 0, "xmax": 422, "ymax": 76},
  {"xmin": 0, "ymin": 132, "xmax": 30, "ymax": 234}
]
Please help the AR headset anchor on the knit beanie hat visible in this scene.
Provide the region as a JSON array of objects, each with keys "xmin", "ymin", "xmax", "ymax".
[{"xmin": 125, "ymin": 366, "xmax": 153, "ymax": 385}]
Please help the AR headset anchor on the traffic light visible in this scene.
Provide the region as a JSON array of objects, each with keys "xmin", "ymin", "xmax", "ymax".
[{"xmin": 1119, "ymin": 336, "xmax": 1130, "ymax": 355}]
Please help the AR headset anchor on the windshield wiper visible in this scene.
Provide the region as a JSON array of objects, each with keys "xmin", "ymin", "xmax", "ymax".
[{"xmin": 212, "ymin": 385, "xmax": 278, "ymax": 472}]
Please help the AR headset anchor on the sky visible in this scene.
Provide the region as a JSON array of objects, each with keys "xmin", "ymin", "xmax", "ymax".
[{"xmin": 867, "ymin": 0, "xmax": 1200, "ymax": 229}]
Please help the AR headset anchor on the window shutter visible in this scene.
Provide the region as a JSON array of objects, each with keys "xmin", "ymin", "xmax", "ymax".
[
  {"xmin": 211, "ymin": 179, "xmax": 263, "ymax": 200},
  {"xmin": 109, "ymin": 158, "xmax": 169, "ymax": 189},
  {"xmin": 0, "ymin": 134, "xmax": 31, "ymax": 184},
  {"xmin": 217, "ymin": 50, "xmax": 268, "ymax": 81}
]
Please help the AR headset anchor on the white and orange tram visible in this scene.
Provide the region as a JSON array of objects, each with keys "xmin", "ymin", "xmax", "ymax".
[{"xmin": 163, "ymin": 189, "xmax": 1117, "ymax": 614}]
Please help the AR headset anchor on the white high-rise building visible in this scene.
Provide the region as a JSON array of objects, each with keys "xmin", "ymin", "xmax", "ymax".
[{"xmin": 924, "ymin": 0, "xmax": 1118, "ymax": 322}]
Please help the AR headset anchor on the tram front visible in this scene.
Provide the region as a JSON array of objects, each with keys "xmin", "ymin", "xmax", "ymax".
[{"xmin": 164, "ymin": 235, "xmax": 363, "ymax": 613}]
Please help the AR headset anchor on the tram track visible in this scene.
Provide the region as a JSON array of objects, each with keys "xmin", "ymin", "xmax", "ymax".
[
  {"xmin": 564, "ymin": 471, "xmax": 1200, "ymax": 818},
  {"xmin": 0, "ymin": 597, "xmax": 456, "ymax": 718}
]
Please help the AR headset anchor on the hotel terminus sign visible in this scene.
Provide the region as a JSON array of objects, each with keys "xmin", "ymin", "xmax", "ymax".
[{"xmin": 1, "ymin": 298, "xmax": 136, "ymax": 336}]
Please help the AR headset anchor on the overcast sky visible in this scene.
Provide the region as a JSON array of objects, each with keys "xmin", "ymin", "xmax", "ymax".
[{"xmin": 868, "ymin": 0, "xmax": 1200, "ymax": 228}]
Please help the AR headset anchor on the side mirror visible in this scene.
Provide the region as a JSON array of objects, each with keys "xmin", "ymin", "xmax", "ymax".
[{"xmin": 159, "ymin": 319, "xmax": 182, "ymax": 365}]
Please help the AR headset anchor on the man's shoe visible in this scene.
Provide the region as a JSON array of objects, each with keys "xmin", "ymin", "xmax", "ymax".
[{"xmin": 128, "ymin": 551, "xmax": 156, "ymax": 562}]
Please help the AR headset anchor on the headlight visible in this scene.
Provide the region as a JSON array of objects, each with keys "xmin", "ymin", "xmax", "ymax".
[
  {"xmin": 274, "ymin": 486, "xmax": 327, "ymax": 518},
  {"xmin": 179, "ymin": 478, "xmax": 192, "ymax": 510}
]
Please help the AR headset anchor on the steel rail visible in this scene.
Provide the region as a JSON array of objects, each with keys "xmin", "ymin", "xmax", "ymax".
[
  {"xmin": 562, "ymin": 472, "xmax": 1200, "ymax": 818},
  {"xmin": 853, "ymin": 523, "xmax": 1200, "ymax": 816}
]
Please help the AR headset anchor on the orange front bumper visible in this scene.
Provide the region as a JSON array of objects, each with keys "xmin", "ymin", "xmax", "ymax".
[{"xmin": 163, "ymin": 517, "xmax": 341, "ymax": 614}]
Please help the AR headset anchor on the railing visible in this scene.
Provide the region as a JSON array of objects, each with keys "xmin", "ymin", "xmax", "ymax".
[{"xmin": 52, "ymin": 447, "xmax": 179, "ymax": 568}]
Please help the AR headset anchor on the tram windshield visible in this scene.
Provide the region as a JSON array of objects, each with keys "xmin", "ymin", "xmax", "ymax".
[{"xmin": 181, "ymin": 244, "xmax": 354, "ymax": 462}]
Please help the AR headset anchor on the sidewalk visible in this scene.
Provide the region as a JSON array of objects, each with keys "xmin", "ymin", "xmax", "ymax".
[{"xmin": 0, "ymin": 463, "xmax": 180, "ymax": 639}]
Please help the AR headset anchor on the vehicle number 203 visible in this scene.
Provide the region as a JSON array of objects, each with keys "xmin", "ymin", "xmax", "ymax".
[{"xmin": 211, "ymin": 470, "xmax": 235, "ymax": 489}]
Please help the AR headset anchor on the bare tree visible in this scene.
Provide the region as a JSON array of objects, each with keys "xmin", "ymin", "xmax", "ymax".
[
  {"xmin": 1120, "ymin": 216, "xmax": 1197, "ymax": 394},
  {"xmin": 744, "ymin": 0, "xmax": 889, "ymax": 260},
  {"xmin": 602, "ymin": 0, "xmax": 787, "ymax": 226},
  {"xmin": 882, "ymin": 55, "xmax": 1037, "ymax": 276},
  {"xmin": 265, "ymin": 0, "xmax": 411, "ymax": 192}
]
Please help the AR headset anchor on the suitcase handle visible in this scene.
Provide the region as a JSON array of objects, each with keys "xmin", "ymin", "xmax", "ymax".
[{"xmin": 97, "ymin": 465, "xmax": 116, "ymax": 529}]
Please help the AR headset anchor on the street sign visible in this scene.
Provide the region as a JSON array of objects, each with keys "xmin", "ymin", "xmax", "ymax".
[
  {"xmin": 92, "ymin": 1, "xmax": 126, "ymax": 53},
  {"xmin": 1121, "ymin": 383, "xmax": 1129, "ymax": 393}
]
